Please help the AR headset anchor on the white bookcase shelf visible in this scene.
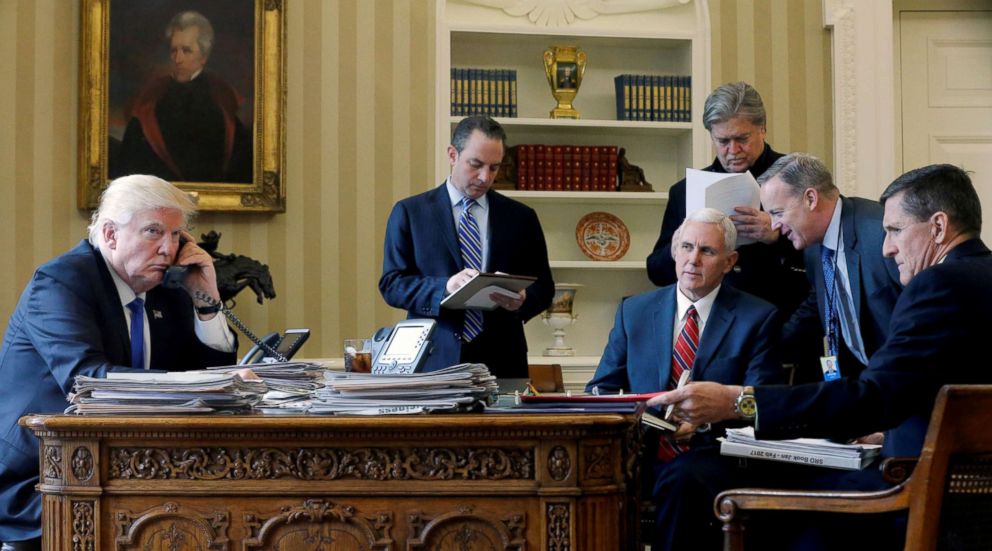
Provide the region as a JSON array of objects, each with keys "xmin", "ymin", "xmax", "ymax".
[{"xmin": 437, "ymin": 0, "xmax": 711, "ymax": 369}]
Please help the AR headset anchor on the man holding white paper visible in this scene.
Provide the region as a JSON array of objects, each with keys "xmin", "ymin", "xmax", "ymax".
[
  {"xmin": 646, "ymin": 83, "xmax": 808, "ymax": 325},
  {"xmin": 379, "ymin": 116, "xmax": 554, "ymax": 377}
]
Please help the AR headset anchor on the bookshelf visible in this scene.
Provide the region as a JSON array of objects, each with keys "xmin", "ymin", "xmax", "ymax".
[{"xmin": 435, "ymin": 0, "xmax": 712, "ymax": 378}]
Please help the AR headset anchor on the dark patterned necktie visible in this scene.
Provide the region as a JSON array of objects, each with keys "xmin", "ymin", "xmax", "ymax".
[
  {"xmin": 821, "ymin": 246, "xmax": 839, "ymax": 358},
  {"xmin": 458, "ymin": 197, "xmax": 483, "ymax": 342}
]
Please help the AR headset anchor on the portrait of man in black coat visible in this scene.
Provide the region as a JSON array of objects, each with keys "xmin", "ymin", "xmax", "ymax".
[{"xmin": 109, "ymin": 6, "xmax": 254, "ymax": 184}]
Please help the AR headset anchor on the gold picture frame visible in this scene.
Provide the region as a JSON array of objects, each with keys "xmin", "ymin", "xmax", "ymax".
[{"xmin": 78, "ymin": 0, "xmax": 286, "ymax": 212}]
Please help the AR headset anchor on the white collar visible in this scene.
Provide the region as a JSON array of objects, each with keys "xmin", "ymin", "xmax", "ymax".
[
  {"xmin": 823, "ymin": 196, "xmax": 844, "ymax": 252},
  {"xmin": 445, "ymin": 178, "xmax": 489, "ymax": 210},
  {"xmin": 99, "ymin": 249, "xmax": 146, "ymax": 307},
  {"xmin": 675, "ymin": 284, "xmax": 721, "ymax": 324}
]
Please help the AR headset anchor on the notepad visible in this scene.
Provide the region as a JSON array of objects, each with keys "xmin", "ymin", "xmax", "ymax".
[{"xmin": 440, "ymin": 272, "xmax": 537, "ymax": 310}]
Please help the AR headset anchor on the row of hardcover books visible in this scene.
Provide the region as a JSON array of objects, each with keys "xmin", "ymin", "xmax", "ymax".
[
  {"xmin": 450, "ymin": 68, "xmax": 518, "ymax": 117},
  {"xmin": 515, "ymin": 145, "xmax": 618, "ymax": 191},
  {"xmin": 614, "ymin": 74, "xmax": 691, "ymax": 122}
]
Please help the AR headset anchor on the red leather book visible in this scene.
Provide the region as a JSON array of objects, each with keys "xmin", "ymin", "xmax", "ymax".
[
  {"xmin": 516, "ymin": 145, "xmax": 530, "ymax": 190},
  {"xmin": 580, "ymin": 146, "xmax": 592, "ymax": 191},
  {"xmin": 606, "ymin": 146, "xmax": 619, "ymax": 191}
]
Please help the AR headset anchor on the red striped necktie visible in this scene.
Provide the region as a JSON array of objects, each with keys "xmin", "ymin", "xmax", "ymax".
[{"xmin": 657, "ymin": 304, "xmax": 698, "ymax": 462}]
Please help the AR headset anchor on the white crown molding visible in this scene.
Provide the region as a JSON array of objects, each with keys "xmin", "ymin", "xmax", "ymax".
[
  {"xmin": 458, "ymin": 0, "xmax": 692, "ymax": 27},
  {"xmin": 823, "ymin": 0, "xmax": 896, "ymax": 199}
]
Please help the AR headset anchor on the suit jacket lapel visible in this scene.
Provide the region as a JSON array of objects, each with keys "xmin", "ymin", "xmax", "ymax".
[
  {"xmin": 653, "ymin": 287, "xmax": 677, "ymax": 389},
  {"xmin": 88, "ymin": 241, "xmax": 132, "ymax": 362},
  {"xmin": 430, "ymin": 184, "xmax": 463, "ymax": 266},
  {"xmin": 487, "ymin": 192, "xmax": 505, "ymax": 272},
  {"xmin": 693, "ymin": 287, "xmax": 734, "ymax": 380},
  {"xmin": 840, "ymin": 198, "xmax": 863, "ymax": 318}
]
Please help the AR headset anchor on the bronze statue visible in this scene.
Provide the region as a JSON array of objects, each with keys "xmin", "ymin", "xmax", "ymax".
[
  {"xmin": 197, "ymin": 231, "xmax": 276, "ymax": 304},
  {"xmin": 618, "ymin": 148, "xmax": 653, "ymax": 192}
]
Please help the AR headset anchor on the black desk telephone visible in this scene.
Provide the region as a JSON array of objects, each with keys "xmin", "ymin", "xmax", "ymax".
[{"xmin": 162, "ymin": 246, "xmax": 308, "ymax": 364}]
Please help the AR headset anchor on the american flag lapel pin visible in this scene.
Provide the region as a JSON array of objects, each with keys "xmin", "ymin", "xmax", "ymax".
[{"xmin": 152, "ymin": 310, "xmax": 163, "ymax": 319}]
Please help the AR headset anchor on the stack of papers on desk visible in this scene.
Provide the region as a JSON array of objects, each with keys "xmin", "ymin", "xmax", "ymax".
[
  {"xmin": 720, "ymin": 427, "xmax": 881, "ymax": 470},
  {"xmin": 310, "ymin": 363, "xmax": 497, "ymax": 415},
  {"xmin": 66, "ymin": 371, "xmax": 267, "ymax": 415},
  {"xmin": 208, "ymin": 361, "xmax": 325, "ymax": 414}
]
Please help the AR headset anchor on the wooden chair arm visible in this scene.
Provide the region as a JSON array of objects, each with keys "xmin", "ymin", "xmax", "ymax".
[
  {"xmin": 880, "ymin": 456, "xmax": 917, "ymax": 485},
  {"xmin": 714, "ymin": 485, "xmax": 911, "ymax": 551}
]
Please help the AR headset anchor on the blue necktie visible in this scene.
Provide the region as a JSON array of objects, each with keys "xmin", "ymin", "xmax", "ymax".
[
  {"xmin": 127, "ymin": 298, "xmax": 145, "ymax": 369},
  {"xmin": 457, "ymin": 197, "xmax": 484, "ymax": 342},
  {"xmin": 820, "ymin": 246, "xmax": 840, "ymax": 359}
]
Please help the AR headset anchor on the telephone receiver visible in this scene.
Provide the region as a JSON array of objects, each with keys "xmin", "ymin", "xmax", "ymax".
[
  {"xmin": 161, "ymin": 236, "xmax": 191, "ymax": 290},
  {"xmin": 159, "ymin": 235, "xmax": 311, "ymax": 364}
]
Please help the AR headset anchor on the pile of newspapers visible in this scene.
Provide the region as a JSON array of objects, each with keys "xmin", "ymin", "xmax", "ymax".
[
  {"xmin": 66, "ymin": 370, "xmax": 268, "ymax": 415},
  {"xmin": 311, "ymin": 363, "xmax": 497, "ymax": 415},
  {"xmin": 720, "ymin": 427, "xmax": 882, "ymax": 470},
  {"xmin": 208, "ymin": 361, "xmax": 325, "ymax": 414}
]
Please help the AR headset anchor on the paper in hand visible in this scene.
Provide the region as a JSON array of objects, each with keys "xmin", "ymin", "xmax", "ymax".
[{"xmin": 685, "ymin": 168, "xmax": 760, "ymax": 247}]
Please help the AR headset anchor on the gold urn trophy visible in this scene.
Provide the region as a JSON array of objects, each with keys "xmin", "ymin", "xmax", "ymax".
[{"xmin": 543, "ymin": 46, "xmax": 586, "ymax": 119}]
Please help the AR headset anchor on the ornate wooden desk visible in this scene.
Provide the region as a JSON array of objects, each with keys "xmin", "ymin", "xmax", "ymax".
[{"xmin": 21, "ymin": 413, "xmax": 642, "ymax": 550}]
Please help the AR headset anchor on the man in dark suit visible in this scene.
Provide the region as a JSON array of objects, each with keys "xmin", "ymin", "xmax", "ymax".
[
  {"xmin": 646, "ymin": 82, "xmax": 808, "ymax": 321},
  {"xmin": 0, "ymin": 175, "xmax": 239, "ymax": 550},
  {"xmin": 653, "ymin": 164, "xmax": 991, "ymax": 550},
  {"xmin": 759, "ymin": 153, "xmax": 902, "ymax": 379},
  {"xmin": 587, "ymin": 208, "xmax": 787, "ymax": 550},
  {"xmin": 379, "ymin": 116, "xmax": 554, "ymax": 377}
]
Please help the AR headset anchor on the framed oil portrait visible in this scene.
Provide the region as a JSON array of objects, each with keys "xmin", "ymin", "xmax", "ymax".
[{"xmin": 78, "ymin": 0, "xmax": 286, "ymax": 212}]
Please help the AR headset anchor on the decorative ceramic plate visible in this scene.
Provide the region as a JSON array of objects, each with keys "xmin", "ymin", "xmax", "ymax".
[{"xmin": 575, "ymin": 211, "xmax": 630, "ymax": 261}]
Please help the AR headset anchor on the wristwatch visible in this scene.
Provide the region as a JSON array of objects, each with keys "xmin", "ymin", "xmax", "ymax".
[{"xmin": 734, "ymin": 386, "xmax": 757, "ymax": 420}]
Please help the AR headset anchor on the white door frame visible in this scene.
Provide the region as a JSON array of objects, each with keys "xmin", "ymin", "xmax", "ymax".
[{"xmin": 822, "ymin": 0, "xmax": 896, "ymax": 201}]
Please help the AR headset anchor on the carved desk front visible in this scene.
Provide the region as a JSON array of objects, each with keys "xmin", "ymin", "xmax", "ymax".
[{"xmin": 21, "ymin": 413, "xmax": 642, "ymax": 550}]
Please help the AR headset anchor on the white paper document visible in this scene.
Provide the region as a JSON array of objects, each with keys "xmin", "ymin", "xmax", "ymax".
[
  {"xmin": 720, "ymin": 427, "xmax": 881, "ymax": 470},
  {"xmin": 685, "ymin": 168, "xmax": 761, "ymax": 247}
]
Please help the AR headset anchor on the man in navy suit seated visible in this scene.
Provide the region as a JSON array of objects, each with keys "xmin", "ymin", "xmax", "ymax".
[
  {"xmin": 0, "ymin": 175, "xmax": 238, "ymax": 550},
  {"xmin": 586, "ymin": 207, "xmax": 787, "ymax": 550},
  {"xmin": 652, "ymin": 164, "xmax": 991, "ymax": 550}
]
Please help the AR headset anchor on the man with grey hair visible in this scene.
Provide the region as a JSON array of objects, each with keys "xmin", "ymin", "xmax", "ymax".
[
  {"xmin": 0, "ymin": 175, "xmax": 238, "ymax": 550},
  {"xmin": 113, "ymin": 10, "xmax": 252, "ymax": 183},
  {"xmin": 646, "ymin": 83, "xmax": 809, "ymax": 337},
  {"xmin": 760, "ymin": 153, "xmax": 901, "ymax": 378},
  {"xmin": 587, "ymin": 208, "xmax": 785, "ymax": 550}
]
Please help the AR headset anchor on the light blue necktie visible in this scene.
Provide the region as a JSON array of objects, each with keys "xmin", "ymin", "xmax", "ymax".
[
  {"xmin": 821, "ymin": 246, "xmax": 840, "ymax": 367},
  {"xmin": 127, "ymin": 298, "xmax": 145, "ymax": 369},
  {"xmin": 457, "ymin": 197, "xmax": 484, "ymax": 342}
]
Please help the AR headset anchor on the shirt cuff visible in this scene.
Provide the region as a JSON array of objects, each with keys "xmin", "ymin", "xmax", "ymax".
[{"xmin": 194, "ymin": 312, "xmax": 236, "ymax": 352}]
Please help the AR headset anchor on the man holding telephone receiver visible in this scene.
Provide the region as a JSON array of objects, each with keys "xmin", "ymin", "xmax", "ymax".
[{"xmin": 0, "ymin": 174, "xmax": 237, "ymax": 550}]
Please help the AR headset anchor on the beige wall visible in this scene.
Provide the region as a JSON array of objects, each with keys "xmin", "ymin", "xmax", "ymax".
[{"xmin": 0, "ymin": 0, "xmax": 831, "ymax": 359}]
